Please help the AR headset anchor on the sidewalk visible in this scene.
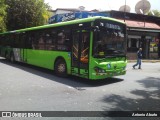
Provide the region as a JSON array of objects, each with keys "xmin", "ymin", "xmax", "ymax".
[{"xmin": 128, "ymin": 59, "xmax": 160, "ymax": 63}]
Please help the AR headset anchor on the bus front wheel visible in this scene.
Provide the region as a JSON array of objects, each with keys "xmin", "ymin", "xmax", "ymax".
[{"xmin": 54, "ymin": 59, "xmax": 67, "ymax": 77}]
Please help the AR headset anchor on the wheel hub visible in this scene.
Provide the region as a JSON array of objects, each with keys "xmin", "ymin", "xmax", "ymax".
[{"xmin": 58, "ymin": 64, "xmax": 65, "ymax": 73}]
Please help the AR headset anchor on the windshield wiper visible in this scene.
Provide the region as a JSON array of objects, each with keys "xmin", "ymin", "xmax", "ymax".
[
  {"xmin": 106, "ymin": 49, "xmax": 123, "ymax": 54},
  {"xmin": 116, "ymin": 54, "xmax": 126, "ymax": 57},
  {"xmin": 105, "ymin": 55, "xmax": 117, "ymax": 58}
]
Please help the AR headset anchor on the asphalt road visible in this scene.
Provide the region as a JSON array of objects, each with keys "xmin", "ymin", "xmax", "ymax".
[{"xmin": 0, "ymin": 57, "xmax": 160, "ymax": 120}]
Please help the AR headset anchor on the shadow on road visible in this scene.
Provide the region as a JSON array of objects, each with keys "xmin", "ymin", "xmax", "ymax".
[
  {"xmin": 0, "ymin": 58, "xmax": 124, "ymax": 88},
  {"xmin": 101, "ymin": 77, "xmax": 160, "ymax": 119}
]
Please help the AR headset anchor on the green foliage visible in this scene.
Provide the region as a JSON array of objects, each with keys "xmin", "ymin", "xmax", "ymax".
[
  {"xmin": 6, "ymin": 0, "xmax": 51, "ymax": 31},
  {"xmin": 0, "ymin": 0, "xmax": 7, "ymax": 32},
  {"xmin": 147, "ymin": 10, "xmax": 160, "ymax": 17}
]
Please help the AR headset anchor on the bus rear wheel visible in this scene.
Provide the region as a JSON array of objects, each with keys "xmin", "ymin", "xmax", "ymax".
[{"xmin": 54, "ymin": 59, "xmax": 67, "ymax": 77}]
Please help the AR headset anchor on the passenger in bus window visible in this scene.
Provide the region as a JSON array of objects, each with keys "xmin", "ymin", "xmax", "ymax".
[{"xmin": 58, "ymin": 32, "xmax": 65, "ymax": 44}]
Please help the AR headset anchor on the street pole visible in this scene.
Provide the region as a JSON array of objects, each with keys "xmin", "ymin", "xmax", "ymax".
[
  {"xmin": 143, "ymin": 0, "xmax": 145, "ymax": 28},
  {"xmin": 124, "ymin": 0, "xmax": 126, "ymax": 22}
]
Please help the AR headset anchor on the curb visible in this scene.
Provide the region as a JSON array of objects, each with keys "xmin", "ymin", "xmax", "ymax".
[{"xmin": 128, "ymin": 60, "xmax": 160, "ymax": 63}]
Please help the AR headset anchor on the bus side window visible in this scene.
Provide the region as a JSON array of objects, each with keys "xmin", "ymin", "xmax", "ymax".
[
  {"xmin": 29, "ymin": 32, "xmax": 38, "ymax": 49},
  {"xmin": 25, "ymin": 32, "xmax": 33, "ymax": 49},
  {"xmin": 19, "ymin": 33, "xmax": 26, "ymax": 48},
  {"xmin": 24, "ymin": 32, "xmax": 30, "ymax": 49},
  {"xmin": 9, "ymin": 34, "xmax": 13, "ymax": 47},
  {"xmin": 37, "ymin": 32, "xmax": 45, "ymax": 50},
  {"xmin": 13, "ymin": 34, "xmax": 20, "ymax": 48},
  {"xmin": 1, "ymin": 36, "xmax": 5, "ymax": 46},
  {"xmin": 27, "ymin": 36, "xmax": 32, "ymax": 49},
  {"xmin": 57, "ymin": 29, "xmax": 71, "ymax": 51},
  {"xmin": 45, "ymin": 29, "xmax": 56, "ymax": 50},
  {"xmin": 31, "ymin": 32, "xmax": 40, "ymax": 49}
]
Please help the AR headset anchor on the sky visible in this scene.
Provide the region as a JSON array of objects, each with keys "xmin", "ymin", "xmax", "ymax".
[{"xmin": 45, "ymin": 0, "xmax": 160, "ymax": 13}]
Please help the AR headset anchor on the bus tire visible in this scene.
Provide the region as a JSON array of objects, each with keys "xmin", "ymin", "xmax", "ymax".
[
  {"xmin": 54, "ymin": 58, "xmax": 67, "ymax": 77},
  {"xmin": 10, "ymin": 52, "xmax": 15, "ymax": 63}
]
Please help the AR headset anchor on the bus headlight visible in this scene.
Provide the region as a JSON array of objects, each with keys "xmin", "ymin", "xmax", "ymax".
[{"xmin": 94, "ymin": 67, "xmax": 106, "ymax": 73}]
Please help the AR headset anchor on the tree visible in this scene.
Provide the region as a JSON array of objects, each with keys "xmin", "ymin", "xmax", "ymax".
[
  {"xmin": 147, "ymin": 10, "xmax": 160, "ymax": 17},
  {"xmin": 6, "ymin": 0, "xmax": 51, "ymax": 31},
  {"xmin": 0, "ymin": 0, "xmax": 7, "ymax": 32}
]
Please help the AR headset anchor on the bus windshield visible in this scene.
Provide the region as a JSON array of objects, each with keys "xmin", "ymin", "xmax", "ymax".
[{"xmin": 93, "ymin": 20, "xmax": 126, "ymax": 58}]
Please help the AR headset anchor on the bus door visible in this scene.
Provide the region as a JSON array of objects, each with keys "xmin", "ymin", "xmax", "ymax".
[
  {"xmin": 71, "ymin": 29, "xmax": 90, "ymax": 79},
  {"xmin": 20, "ymin": 33, "xmax": 27, "ymax": 62},
  {"xmin": 12, "ymin": 33, "xmax": 27, "ymax": 62}
]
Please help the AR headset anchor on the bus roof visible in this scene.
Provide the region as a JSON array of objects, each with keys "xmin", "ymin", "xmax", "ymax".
[{"xmin": 0, "ymin": 16, "xmax": 125, "ymax": 35}]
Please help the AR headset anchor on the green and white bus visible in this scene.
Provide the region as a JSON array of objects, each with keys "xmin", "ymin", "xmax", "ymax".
[{"xmin": 0, "ymin": 16, "xmax": 127, "ymax": 80}]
